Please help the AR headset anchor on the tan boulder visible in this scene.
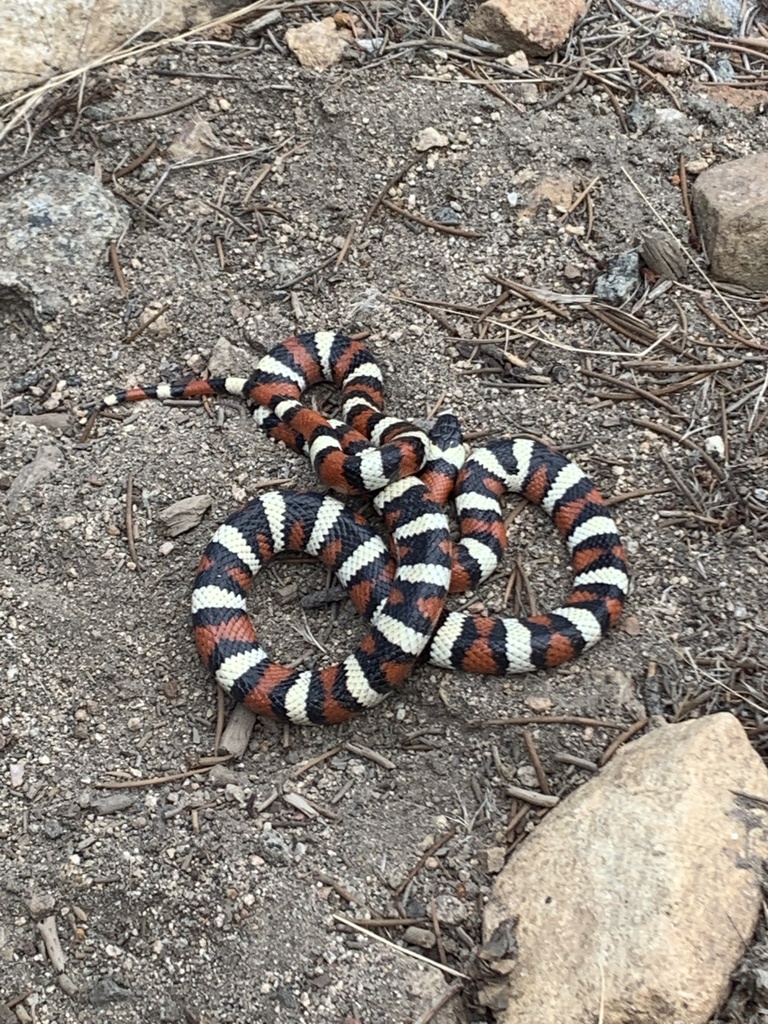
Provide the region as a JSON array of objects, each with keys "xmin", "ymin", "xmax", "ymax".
[
  {"xmin": 463, "ymin": 0, "xmax": 586, "ymax": 57},
  {"xmin": 482, "ymin": 714, "xmax": 768, "ymax": 1024},
  {"xmin": 0, "ymin": 0, "xmax": 242, "ymax": 96},
  {"xmin": 692, "ymin": 152, "xmax": 768, "ymax": 291}
]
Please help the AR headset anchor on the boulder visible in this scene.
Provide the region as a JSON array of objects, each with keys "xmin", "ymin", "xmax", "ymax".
[{"xmin": 482, "ymin": 714, "xmax": 768, "ymax": 1024}]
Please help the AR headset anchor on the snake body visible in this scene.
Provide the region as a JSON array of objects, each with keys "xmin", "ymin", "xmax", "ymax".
[{"xmin": 98, "ymin": 331, "xmax": 630, "ymax": 724}]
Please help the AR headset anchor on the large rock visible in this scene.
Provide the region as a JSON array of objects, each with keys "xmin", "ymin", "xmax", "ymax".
[
  {"xmin": 0, "ymin": 0, "xmax": 244, "ymax": 96},
  {"xmin": 463, "ymin": 0, "xmax": 586, "ymax": 57},
  {"xmin": 692, "ymin": 152, "xmax": 768, "ymax": 292},
  {"xmin": 0, "ymin": 169, "xmax": 128, "ymax": 318},
  {"xmin": 482, "ymin": 714, "xmax": 768, "ymax": 1024}
]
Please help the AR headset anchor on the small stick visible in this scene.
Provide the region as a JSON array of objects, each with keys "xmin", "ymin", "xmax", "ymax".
[
  {"xmin": 381, "ymin": 199, "xmax": 484, "ymax": 238},
  {"xmin": 394, "ymin": 829, "xmax": 456, "ymax": 896},
  {"xmin": 332, "ymin": 916, "xmax": 470, "ymax": 980},
  {"xmin": 599, "ymin": 718, "xmax": 650, "ymax": 765},
  {"xmin": 581, "ymin": 368, "xmax": 685, "ymax": 418},
  {"xmin": 522, "ymin": 729, "xmax": 550, "ymax": 794},
  {"xmin": 506, "ymin": 785, "xmax": 559, "ymax": 808},
  {"xmin": 362, "ymin": 154, "xmax": 421, "ymax": 229},
  {"xmin": 125, "ymin": 473, "xmax": 140, "ymax": 570},
  {"xmin": 313, "ymin": 870, "xmax": 367, "ymax": 907},
  {"xmin": 344, "ymin": 916, "xmax": 428, "ymax": 928},
  {"xmin": 38, "ymin": 916, "xmax": 67, "ymax": 973},
  {"xmin": 335, "ymin": 221, "xmax": 356, "ymax": 268},
  {"xmin": 468, "ymin": 715, "xmax": 628, "ymax": 729},
  {"xmin": 678, "ymin": 153, "xmax": 696, "ymax": 244},
  {"xmin": 109, "ymin": 241, "xmax": 129, "ymax": 296},
  {"xmin": 658, "ymin": 454, "xmax": 705, "ymax": 514},
  {"xmin": 554, "ymin": 752, "xmax": 599, "ymax": 771},
  {"xmin": 110, "ymin": 92, "xmax": 204, "ymax": 124},
  {"xmin": 603, "ymin": 485, "xmax": 673, "ymax": 507},
  {"xmin": 291, "ymin": 744, "xmax": 345, "ymax": 779},
  {"xmin": 629, "ymin": 417, "xmax": 736, "ymax": 496},
  {"xmin": 121, "ymin": 303, "xmax": 170, "ymax": 345},
  {"xmin": 95, "ymin": 765, "xmax": 216, "ymax": 788},
  {"xmin": 505, "ymin": 802, "xmax": 530, "ymax": 838},
  {"xmin": 345, "ymin": 741, "xmax": 396, "ymax": 770},
  {"xmin": 102, "ymin": 139, "xmax": 158, "ymax": 182},
  {"xmin": 430, "ymin": 900, "xmax": 448, "ymax": 966}
]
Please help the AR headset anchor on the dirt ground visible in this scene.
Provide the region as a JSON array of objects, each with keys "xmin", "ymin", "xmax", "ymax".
[{"xmin": 2, "ymin": 2, "xmax": 768, "ymax": 1022}]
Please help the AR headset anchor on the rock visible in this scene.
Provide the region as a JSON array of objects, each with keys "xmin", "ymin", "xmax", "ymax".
[
  {"xmin": 0, "ymin": 1, "xmax": 245, "ymax": 95},
  {"xmin": 26, "ymin": 893, "xmax": 56, "ymax": 919},
  {"xmin": 90, "ymin": 792, "xmax": 136, "ymax": 815},
  {"xmin": 482, "ymin": 714, "xmax": 768, "ymax": 1024},
  {"xmin": 697, "ymin": 85, "xmax": 768, "ymax": 112},
  {"xmin": 0, "ymin": 170, "xmax": 128, "ymax": 318},
  {"xmin": 403, "ymin": 925, "xmax": 436, "ymax": 950},
  {"xmin": 166, "ymin": 114, "xmax": 230, "ymax": 163},
  {"xmin": 592, "ymin": 251, "xmax": 641, "ymax": 304},
  {"xmin": 412, "ymin": 127, "xmax": 449, "ymax": 152},
  {"xmin": 5, "ymin": 444, "xmax": 62, "ymax": 517},
  {"xmin": 463, "ymin": 0, "xmax": 587, "ymax": 58},
  {"xmin": 258, "ymin": 825, "xmax": 293, "ymax": 867},
  {"xmin": 284, "ymin": 17, "xmax": 354, "ymax": 70},
  {"xmin": 646, "ymin": 47, "xmax": 689, "ymax": 74},
  {"xmin": 696, "ymin": 0, "xmax": 735, "ymax": 32},
  {"xmin": 155, "ymin": 495, "xmax": 212, "ymax": 537},
  {"xmin": 206, "ymin": 337, "xmax": 254, "ymax": 378},
  {"xmin": 650, "ymin": 0, "xmax": 740, "ymax": 26},
  {"xmin": 88, "ymin": 976, "xmax": 132, "ymax": 1005},
  {"xmin": 13, "ymin": 413, "xmax": 72, "ymax": 434},
  {"xmin": 692, "ymin": 153, "xmax": 768, "ymax": 291}
]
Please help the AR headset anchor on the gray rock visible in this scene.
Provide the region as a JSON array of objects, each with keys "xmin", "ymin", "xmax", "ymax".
[
  {"xmin": 258, "ymin": 826, "xmax": 293, "ymax": 866},
  {"xmin": 88, "ymin": 976, "xmax": 132, "ymax": 1005},
  {"xmin": 90, "ymin": 792, "xmax": 136, "ymax": 815},
  {"xmin": 592, "ymin": 251, "xmax": 641, "ymax": 305},
  {"xmin": 0, "ymin": 170, "xmax": 128, "ymax": 318},
  {"xmin": 6, "ymin": 444, "xmax": 62, "ymax": 517}
]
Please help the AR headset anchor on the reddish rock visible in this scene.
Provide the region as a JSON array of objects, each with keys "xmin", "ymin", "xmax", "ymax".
[
  {"xmin": 463, "ymin": 0, "xmax": 586, "ymax": 57},
  {"xmin": 482, "ymin": 714, "xmax": 768, "ymax": 1024}
]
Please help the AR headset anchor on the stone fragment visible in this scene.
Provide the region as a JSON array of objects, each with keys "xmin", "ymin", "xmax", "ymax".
[
  {"xmin": 5, "ymin": 444, "xmax": 62, "ymax": 517},
  {"xmin": 483, "ymin": 714, "xmax": 768, "ymax": 1024},
  {"xmin": 206, "ymin": 336, "xmax": 254, "ymax": 378},
  {"xmin": 88, "ymin": 976, "xmax": 132, "ymax": 1005},
  {"xmin": 646, "ymin": 47, "xmax": 689, "ymax": 73},
  {"xmin": 90, "ymin": 792, "xmax": 136, "ymax": 815},
  {"xmin": 0, "ymin": 170, "xmax": 128, "ymax": 318},
  {"xmin": 696, "ymin": 0, "xmax": 735, "ymax": 32},
  {"xmin": 480, "ymin": 846, "xmax": 507, "ymax": 874},
  {"xmin": 692, "ymin": 153, "xmax": 768, "ymax": 291},
  {"xmin": 0, "ymin": 0, "xmax": 245, "ymax": 95},
  {"xmin": 26, "ymin": 893, "xmax": 56, "ymax": 919},
  {"xmin": 593, "ymin": 251, "xmax": 641, "ymax": 304},
  {"xmin": 412, "ymin": 127, "xmax": 449, "ymax": 152},
  {"xmin": 698, "ymin": 85, "xmax": 768, "ymax": 112},
  {"xmin": 463, "ymin": 0, "xmax": 587, "ymax": 58},
  {"xmin": 13, "ymin": 413, "xmax": 72, "ymax": 434},
  {"xmin": 156, "ymin": 495, "xmax": 212, "ymax": 537},
  {"xmin": 166, "ymin": 114, "xmax": 230, "ymax": 162},
  {"xmin": 285, "ymin": 17, "xmax": 354, "ymax": 70},
  {"xmin": 403, "ymin": 926, "xmax": 436, "ymax": 950}
]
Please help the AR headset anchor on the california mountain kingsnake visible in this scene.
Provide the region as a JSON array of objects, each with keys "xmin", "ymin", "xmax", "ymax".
[{"xmin": 98, "ymin": 331, "xmax": 630, "ymax": 725}]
